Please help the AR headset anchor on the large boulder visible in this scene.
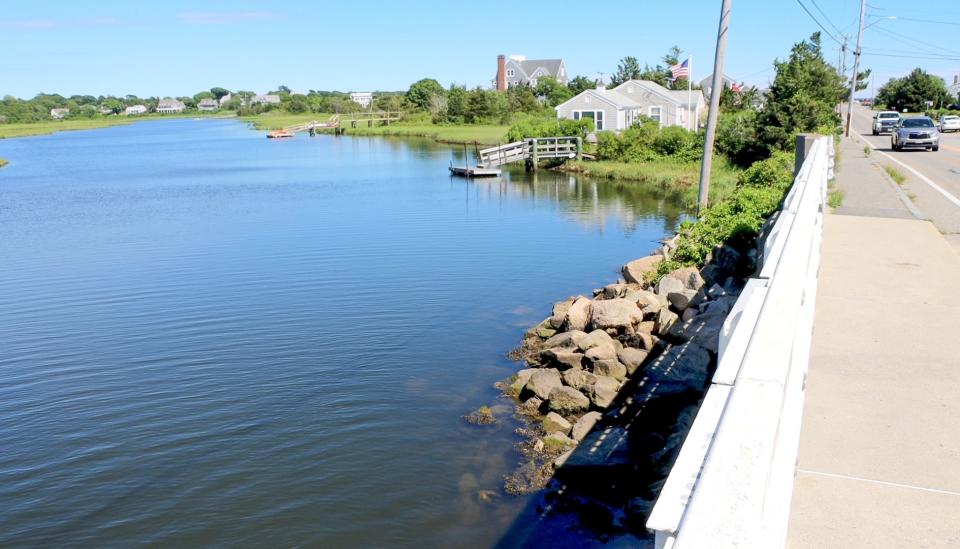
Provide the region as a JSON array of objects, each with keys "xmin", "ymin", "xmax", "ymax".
[
  {"xmin": 617, "ymin": 347, "xmax": 649, "ymax": 375},
  {"xmin": 564, "ymin": 297, "xmax": 592, "ymax": 332},
  {"xmin": 622, "ymin": 255, "xmax": 663, "ymax": 284},
  {"xmin": 667, "ymin": 289, "xmax": 698, "ymax": 311},
  {"xmin": 542, "ymin": 330, "xmax": 587, "ymax": 351},
  {"xmin": 644, "ymin": 342, "xmax": 712, "ymax": 390},
  {"xmin": 524, "ymin": 368, "xmax": 563, "ymax": 400},
  {"xmin": 587, "ymin": 375, "xmax": 621, "ymax": 408},
  {"xmin": 562, "ymin": 369, "xmax": 595, "ymax": 391},
  {"xmin": 589, "ymin": 298, "xmax": 644, "ymax": 332},
  {"xmin": 549, "ymin": 297, "xmax": 577, "ymax": 329},
  {"xmin": 656, "ymin": 275, "xmax": 685, "ymax": 297},
  {"xmin": 509, "ymin": 368, "xmax": 540, "ymax": 395},
  {"xmin": 669, "ymin": 304, "xmax": 728, "ymax": 353},
  {"xmin": 539, "ymin": 348, "xmax": 583, "ymax": 370},
  {"xmin": 667, "ymin": 266, "xmax": 706, "ymax": 291},
  {"xmin": 593, "ymin": 359, "xmax": 627, "ymax": 381},
  {"xmin": 577, "ymin": 329, "xmax": 621, "ymax": 353},
  {"xmin": 548, "ymin": 386, "xmax": 591, "ymax": 415},
  {"xmin": 654, "ymin": 308, "xmax": 679, "ymax": 336},
  {"xmin": 601, "ymin": 283, "xmax": 630, "ymax": 299},
  {"xmin": 543, "ymin": 433, "xmax": 576, "ymax": 453},
  {"xmin": 571, "ymin": 411, "xmax": 603, "ymax": 442},
  {"xmin": 584, "ymin": 345, "xmax": 617, "ymax": 364},
  {"xmin": 634, "ymin": 291, "xmax": 668, "ymax": 316},
  {"xmin": 701, "ymin": 245, "xmax": 743, "ymax": 285},
  {"xmin": 542, "ymin": 412, "xmax": 573, "ymax": 435}
]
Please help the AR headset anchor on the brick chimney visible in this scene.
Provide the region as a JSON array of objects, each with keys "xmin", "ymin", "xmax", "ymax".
[{"xmin": 496, "ymin": 55, "xmax": 507, "ymax": 91}]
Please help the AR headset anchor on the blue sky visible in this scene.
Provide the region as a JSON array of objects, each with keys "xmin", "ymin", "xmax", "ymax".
[{"xmin": 2, "ymin": 0, "xmax": 958, "ymax": 98}]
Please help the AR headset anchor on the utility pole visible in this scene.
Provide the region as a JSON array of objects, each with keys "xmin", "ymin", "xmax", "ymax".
[
  {"xmin": 845, "ymin": 0, "xmax": 867, "ymax": 137},
  {"xmin": 697, "ymin": 0, "xmax": 732, "ymax": 214}
]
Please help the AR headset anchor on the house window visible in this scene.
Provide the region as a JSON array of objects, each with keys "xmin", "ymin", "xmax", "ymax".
[
  {"xmin": 506, "ymin": 69, "xmax": 515, "ymax": 77},
  {"xmin": 573, "ymin": 110, "xmax": 604, "ymax": 131},
  {"xmin": 530, "ymin": 78, "xmax": 538, "ymax": 87},
  {"xmin": 649, "ymin": 106, "xmax": 662, "ymax": 125}
]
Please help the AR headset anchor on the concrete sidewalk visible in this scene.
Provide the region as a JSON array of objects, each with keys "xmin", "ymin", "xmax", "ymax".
[{"xmin": 786, "ymin": 213, "xmax": 960, "ymax": 547}]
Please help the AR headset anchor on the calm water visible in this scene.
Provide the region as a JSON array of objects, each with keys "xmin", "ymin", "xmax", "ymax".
[{"xmin": 0, "ymin": 120, "xmax": 684, "ymax": 547}]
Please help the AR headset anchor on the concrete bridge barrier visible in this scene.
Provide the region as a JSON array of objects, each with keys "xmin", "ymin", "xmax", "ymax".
[{"xmin": 646, "ymin": 135, "xmax": 834, "ymax": 549}]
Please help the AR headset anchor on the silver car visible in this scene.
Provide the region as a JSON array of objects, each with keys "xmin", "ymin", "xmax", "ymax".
[
  {"xmin": 939, "ymin": 115, "xmax": 960, "ymax": 133},
  {"xmin": 892, "ymin": 117, "xmax": 940, "ymax": 151}
]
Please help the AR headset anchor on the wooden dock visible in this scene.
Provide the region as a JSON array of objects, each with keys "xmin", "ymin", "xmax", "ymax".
[
  {"xmin": 477, "ymin": 136, "xmax": 582, "ymax": 171},
  {"xmin": 276, "ymin": 111, "xmax": 403, "ymax": 137},
  {"xmin": 448, "ymin": 165, "xmax": 501, "ymax": 178}
]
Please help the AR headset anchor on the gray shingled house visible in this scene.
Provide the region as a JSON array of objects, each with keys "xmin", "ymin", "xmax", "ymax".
[
  {"xmin": 494, "ymin": 55, "xmax": 568, "ymax": 90},
  {"xmin": 555, "ymin": 80, "xmax": 705, "ymax": 132}
]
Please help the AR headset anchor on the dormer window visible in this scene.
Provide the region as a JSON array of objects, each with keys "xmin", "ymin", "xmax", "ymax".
[{"xmin": 506, "ymin": 69, "xmax": 515, "ymax": 77}]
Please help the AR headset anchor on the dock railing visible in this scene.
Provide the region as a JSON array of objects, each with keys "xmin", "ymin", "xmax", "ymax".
[
  {"xmin": 646, "ymin": 135, "xmax": 834, "ymax": 549},
  {"xmin": 478, "ymin": 136, "xmax": 582, "ymax": 168}
]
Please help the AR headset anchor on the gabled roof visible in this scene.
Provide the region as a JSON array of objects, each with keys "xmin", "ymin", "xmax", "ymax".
[
  {"xmin": 508, "ymin": 58, "xmax": 564, "ymax": 80},
  {"xmin": 613, "ymin": 80, "xmax": 683, "ymax": 106},
  {"xmin": 553, "ymin": 88, "xmax": 640, "ymax": 111}
]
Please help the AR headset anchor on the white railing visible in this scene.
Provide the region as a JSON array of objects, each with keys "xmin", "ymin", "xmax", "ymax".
[{"xmin": 646, "ymin": 136, "xmax": 833, "ymax": 549}]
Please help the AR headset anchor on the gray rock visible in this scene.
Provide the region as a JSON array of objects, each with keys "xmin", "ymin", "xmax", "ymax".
[
  {"xmin": 543, "ymin": 433, "xmax": 576, "ymax": 453},
  {"xmin": 542, "ymin": 411, "xmax": 573, "ymax": 435},
  {"xmin": 570, "ymin": 411, "xmax": 603, "ymax": 442},
  {"xmin": 668, "ymin": 266, "xmax": 706, "ymax": 291},
  {"xmin": 547, "ymin": 386, "xmax": 591, "ymax": 415},
  {"xmin": 509, "ymin": 368, "xmax": 540, "ymax": 395},
  {"xmin": 549, "ymin": 297, "xmax": 577, "ymax": 329},
  {"xmin": 638, "ymin": 320, "xmax": 656, "ymax": 334},
  {"xmin": 707, "ymin": 283, "xmax": 728, "ymax": 300},
  {"xmin": 617, "ymin": 347, "xmax": 649, "ymax": 375},
  {"xmin": 524, "ymin": 368, "xmax": 562, "ymax": 400},
  {"xmin": 656, "ymin": 275, "xmax": 685, "ymax": 297},
  {"xmin": 667, "ymin": 289, "xmax": 698, "ymax": 311},
  {"xmin": 622, "ymin": 255, "xmax": 663, "ymax": 284},
  {"xmin": 669, "ymin": 307, "xmax": 726, "ymax": 353},
  {"xmin": 584, "ymin": 344, "xmax": 617, "ymax": 364},
  {"xmin": 554, "ymin": 449, "xmax": 574, "ymax": 468},
  {"xmin": 593, "ymin": 359, "xmax": 627, "ymax": 381},
  {"xmin": 589, "ymin": 298, "xmax": 644, "ymax": 332},
  {"xmin": 542, "ymin": 330, "xmax": 587, "ymax": 351},
  {"xmin": 564, "ymin": 297, "xmax": 592, "ymax": 332},
  {"xmin": 562, "ymin": 369, "xmax": 594, "ymax": 391},
  {"xmin": 602, "ymin": 283, "xmax": 629, "ymax": 299},
  {"xmin": 521, "ymin": 396, "xmax": 544, "ymax": 414},
  {"xmin": 644, "ymin": 342, "xmax": 712, "ymax": 390},
  {"xmin": 539, "ymin": 348, "xmax": 583, "ymax": 370},
  {"xmin": 681, "ymin": 307, "xmax": 697, "ymax": 322},
  {"xmin": 587, "ymin": 375, "xmax": 620, "ymax": 408},
  {"xmin": 577, "ymin": 329, "xmax": 620, "ymax": 353},
  {"xmin": 654, "ymin": 308, "xmax": 679, "ymax": 336}
]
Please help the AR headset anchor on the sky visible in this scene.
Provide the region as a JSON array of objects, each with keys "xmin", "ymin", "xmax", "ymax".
[{"xmin": 2, "ymin": 0, "xmax": 959, "ymax": 99}]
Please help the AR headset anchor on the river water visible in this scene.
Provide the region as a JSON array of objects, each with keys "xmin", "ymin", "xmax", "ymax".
[{"xmin": 0, "ymin": 119, "xmax": 685, "ymax": 547}]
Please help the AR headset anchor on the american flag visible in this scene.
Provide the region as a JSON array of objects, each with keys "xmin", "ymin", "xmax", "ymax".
[
  {"xmin": 730, "ymin": 82, "xmax": 743, "ymax": 93},
  {"xmin": 669, "ymin": 59, "xmax": 690, "ymax": 79}
]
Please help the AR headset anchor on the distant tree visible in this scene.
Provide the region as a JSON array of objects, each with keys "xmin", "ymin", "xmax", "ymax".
[
  {"xmin": 101, "ymin": 97, "xmax": 124, "ymax": 114},
  {"xmin": 505, "ymin": 84, "xmax": 539, "ymax": 114},
  {"xmin": 372, "ymin": 94, "xmax": 403, "ymax": 112},
  {"xmin": 446, "ymin": 85, "xmax": 467, "ymax": 122},
  {"xmin": 405, "ymin": 78, "xmax": 445, "ymax": 111},
  {"xmin": 284, "ymin": 94, "xmax": 310, "ymax": 113},
  {"xmin": 610, "ymin": 56, "xmax": 642, "ymax": 86},
  {"xmin": 876, "ymin": 68, "xmax": 948, "ymax": 111},
  {"xmin": 534, "ymin": 76, "xmax": 573, "ymax": 107},
  {"xmin": 465, "ymin": 86, "xmax": 493, "ymax": 123},
  {"xmin": 210, "ymin": 87, "xmax": 230, "ymax": 100},
  {"xmin": 851, "ymin": 68, "xmax": 871, "ymax": 92},
  {"xmin": 276, "ymin": 85, "xmax": 291, "ymax": 95},
  {"xmin": 568, "ymin": 75, "xmax": 595, "ymax": 95},
  {"xmin": 193, "ymin": 91, "xmax": 214, "ymax": 103}
]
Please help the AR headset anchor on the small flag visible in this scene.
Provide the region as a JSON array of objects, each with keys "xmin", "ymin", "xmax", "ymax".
[
  {"xmin": 669, "ymin": 59, "xmax": 690, "ymax": 79},
  {"xmin": 730, "ymin": 82, "xmax": 743, "ymax": 93}
]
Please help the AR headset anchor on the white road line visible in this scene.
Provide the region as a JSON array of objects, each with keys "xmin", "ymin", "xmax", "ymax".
[
  {"xmin": 797, "ymin": 468, "xmax": 960, "ymax": 497},
  {"xmin": 856, "ymin": 133, "xmax": 960, "ymax": 209}
]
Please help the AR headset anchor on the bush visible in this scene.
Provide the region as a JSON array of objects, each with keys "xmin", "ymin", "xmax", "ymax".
[
  {"xmin": 594, "ymin": 118, "xmax": 701, "ymax": 163},
  {"xmin": 715, "ymin": 110, "xmax": 767, "ymax": 167},
  {"xmin": 505, "ymin": 116, "xmax": 594, "ymax": 142}
]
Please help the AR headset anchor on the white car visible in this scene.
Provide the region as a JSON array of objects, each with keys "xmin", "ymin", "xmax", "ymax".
[{"xmin": 939, "ymin": 115, "xmax": 960, "ymax": 133}]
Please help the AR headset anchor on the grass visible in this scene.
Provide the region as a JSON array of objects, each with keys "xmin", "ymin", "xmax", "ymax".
[
  {"xmin": 559, "ymin": 157, "xmax": 742, "ymax": 208},
  {"xmin": 0, "ymin": 158, "xmax": 7, "ymax": 168},
  {"xmin": 828, "ymin": 183, "xmax": 845, "ymax": 208},
  {"xmin": 241, "ymin": 111, "xmax": 510, "ymax": 145},
  {"xmin": 863, "ymin": 145, "xmax": 872, "ymax": 157},
  {"xmin": 884, "ymin": 165, "xmax": 906, "ymax": 185},
  {"xmin": 0, "ymin": 112, "xmax": 235, "ymax": 139}
]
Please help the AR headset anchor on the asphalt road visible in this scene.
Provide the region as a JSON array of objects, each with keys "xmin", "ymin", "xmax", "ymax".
[{"xmin": 848, "ymin": 104, "xmax": 960, "ymax": 237}]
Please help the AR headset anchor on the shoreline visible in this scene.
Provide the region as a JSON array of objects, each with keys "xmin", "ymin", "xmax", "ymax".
[{"xmin": 0, "ymin": 113, "xmax": 238, "ymax": 140}]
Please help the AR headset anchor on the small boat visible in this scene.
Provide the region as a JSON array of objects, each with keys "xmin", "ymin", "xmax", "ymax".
[{"xmin": 267, "ymin": 129, "xmax": 294, "ymax": 139}]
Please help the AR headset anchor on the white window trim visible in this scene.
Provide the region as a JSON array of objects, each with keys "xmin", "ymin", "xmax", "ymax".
[
  {"xmin": 649, "ymin": 106, "xmax": 663, "ymax": 126},
  {"xmin": 572, "ymin": 109, "xmax": 605, "ymax": 131},
  {"xmin": 506, "ymin": 69, "xmax": 515, "ymax": 77}
]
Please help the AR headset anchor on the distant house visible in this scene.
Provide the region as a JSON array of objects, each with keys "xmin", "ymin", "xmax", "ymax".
[
  {"xmin": 494, "ymin": 54, "xmax": 568, "ymax": 90},
  {"xmin": 198, "ymin": 98, "xmax": 218, "ymax": 112},
  {"xmin": 555, "ymin": 80, "xmax": 706, "ymax": 132},
  {"xmin": 950, "ymin": 75, "xmax": 960, "ymax": 101},
  {"xmin": 218, "ymin": 93, "xmax": 233, "ymax": 107},
  {"xmin": 251, "ymin": 94, "xmax": 281, "ymax": 105},
  {"xmin": 699, "ymin": 74, "xmax": 736, "ymax": 101},
  {"xmin": 157, "ymin": 98, "xmax": 186, "ymax": 114},
  {"xmin": 124, "ymin": 105, "xmax": 147, "ymax": 116},
  {"xmin": 50, "ymin": 108, "xmax": 69, "ymax": 119},
  {"xmin": 350, "ymin": 92, "xmax": 374, "ymax": 108}
]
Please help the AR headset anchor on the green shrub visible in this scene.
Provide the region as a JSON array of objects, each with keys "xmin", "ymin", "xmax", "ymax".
[{"xmin": 504, "ymin": 116, "xmax": 593, "ymax": 142}]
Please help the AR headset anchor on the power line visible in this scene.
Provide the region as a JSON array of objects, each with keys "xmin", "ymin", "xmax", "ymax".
[
  {"xmin": 793, "ymin": 0, "xmax": 845, "ymax": 46},
  {"xmin": 861, "ymin": 50, "xmax": 960, "ymax": 61},
  {"xmin": 808, "ymin": 0, "xmax": 845, "ymax": 35},
  {"xmin": 871, "ymin": 26, "xmax": 960, "ymax": 59},
  {"xmin": 892, "ymin": 16, "xmax": 960, "ymax": 27}
]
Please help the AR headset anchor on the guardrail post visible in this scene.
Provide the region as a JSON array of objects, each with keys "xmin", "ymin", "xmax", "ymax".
[
  {"xmin": 531, "ymin": 139, "xmax": 539, "ymax": 171},
  {"xmin": 794, "ymin": 134, "xmax": 818, "ymax": 177}
]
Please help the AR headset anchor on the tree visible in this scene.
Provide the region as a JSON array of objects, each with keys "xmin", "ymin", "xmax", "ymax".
[
  {"xmin": 757, "ymin": 32, "xmax": 846, "ymax": 152},
  {"xmin": 876, "ymin": 68, "xmax": 950, "ymax": 112},
  {"xmin": 405, "ymin": 78, "xmax": 445, "ymax": 111},
  {"xmin": 852, "ymin": 68, "xmax": 871, "ymax": 92},
  {"xmin": 610, "ymin": 56, "xmax": 642, "ymax": 86},
  {"xmin": 285, "ymin": 94, "xmax": 310, "ymax": 113},
  {"xmin": 534, "ymin": 76, "xmax": 573, "ymax": 107},
  {"xmin": 193, "ymin": 91, "xmax": 214, "ymax": 103},
  {"xmin": 568, "ymin": 75, "xmax": 595, "ymax": 95},
  {"xmin": 210, "ymin": 87, "xmax": 230, "ymax": 100}
]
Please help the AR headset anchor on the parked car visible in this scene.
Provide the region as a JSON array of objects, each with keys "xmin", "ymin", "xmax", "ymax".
[
  {"xmin": 938, "ymin": 115, "xmax": 960, "ymax": 133},
  {"xmin": 891, "ymin": 117, "xmax": 939, "ymax": 151},
  {"xmin": 872, "ymin": 111, "xmax": 901, "ymax": 135}
]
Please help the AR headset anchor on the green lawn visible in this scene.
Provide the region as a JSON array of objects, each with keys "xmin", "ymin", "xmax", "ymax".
[
  {"xmin": 561, "ymin": 158, "xmax": 742, "ymax": 208},
  {"xmin": 241, "ymin": 111, "xmax": 509, "ymax": 145}
]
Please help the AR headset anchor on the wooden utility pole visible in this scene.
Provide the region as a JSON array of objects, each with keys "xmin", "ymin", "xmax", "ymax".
[
  {"xmin": 845, "ymin": 0, "xmax": 867, "ymax": 137},
  {"xmin": 697, "ymin": 0, "xmax": 732, "ymax": 214}
]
